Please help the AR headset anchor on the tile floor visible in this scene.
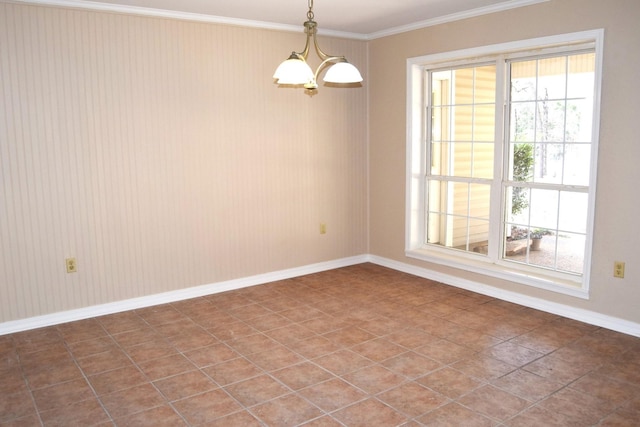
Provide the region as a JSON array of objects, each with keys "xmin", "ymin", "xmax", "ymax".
[{"xmin": 1, "ymin": 263, "xmax": 639, "ymax": 426}]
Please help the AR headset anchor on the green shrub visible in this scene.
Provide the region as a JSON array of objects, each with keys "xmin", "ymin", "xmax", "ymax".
[{"xmin": 512, "ymin": 143, "xmax": 534, "ymax": 215}]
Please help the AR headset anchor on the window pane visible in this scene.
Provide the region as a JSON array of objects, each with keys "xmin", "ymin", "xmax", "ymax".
[
  {"xmin": 556, "ymin": 232, "xmax": 585, "ymax": 274},
  {"xmin": 509, "ymin": 53, "xmax": 595, "ymax": 186},
  {"xmin": 504, "ymin": 186, "xmax": 586, "ymax": 276},
  {"xmin": 567, "ymin": 53, "xmax": 595, "ymax": 98},
  {"xmin": 536, "ymin": 100, "xmax": 565, "ymax": 142},
  {"xmin": 529, "ymin": 188, "xmax": 558, "ymax": 230},
  {"xmin": 427, "ymin": 180, "xmax": 443, "ymax": 246},
  {"xmin": 537, "ymin": 56, "xmax": 567, "ymax": 100},
  {"xmin": 454, "ymin": 68, "xmax": 474, "ymax": 105},
  {"xmin": 431, "ymin": 106, "xmax": 449, "ymax": 142},
  {"xmin": 475, "ymin": 66, "xmax": 496, "ymax": 104},
  {"xmin": 452, "ymin": 142, "xmax": 472, "ymax": 177},
  {"xmin": 504, "ymin": 228, "xmax": 584, "ymax": 275},
  {"xmin": 563, "ymin": 144, "xmax": 591, "ymax": 186},
  {"xmin": 474, "ymin": 104, "xmax": 495, "ymax": 142},
  {"xmin": 426, "ymin": 212, "xmax": 469, "ymax": 249},
  {"xmin": 453, "ymin": 106, "xmax": 473, "ymax": 141},
  {"xmin": 451, "ymin": 181, "xmax": 469, "ymax": 216},
  {"xmin": 427, "ymin": 212, "xmax": 446, "ymax": 245},
  {"xmin": 430, "ymin": 142, "xmax": 443, "ymax": 174},
  {"xmin": 526, "ymin": 230, "xmax": 557, "ymax": 270},
  {"xmin": 507, "ymin": 185, "xmax": 530, "ymax": 223},
  {"xmin": 533, "ymin": 143, "xmax": 564, "ymax": 184},
  {"xmin": 469, "ymin": 183, "xmax": 491, "ymax": 219},
  {"xmin": 472, "ymin": 142, "xmax": 494, "ymax": 179},
  {"xmin": 451, "ymin": 215, "xmax": 468, "ymax": 249},
  {"xmin": 566, "ymin": 99, "xmax": 593, "ymax": 143},
  {"xmin": 430, "ymin": 65, "xmax": 497, "ymax": 180},
  {"xmin": 427, "ymin": 180, "xmax": 444, "ymax": 213},
  {"xmin": 426, "ymin": 180, "xmax": 489, "ymax": 255},
  {"xmin": 504, "ymin": 224, "xmax": 532, "ymax": 258},
  {"xmin": 510, "ymin": 102, "xmax": 535, "ymax": 142},
  {"xmin": 431, "ymin": 70, "xmax": 451, "ymax": 107},
  {"xmin": 511, "ymin": 60, "xmax": 536, "ymax": 101},
  {"xmin": 509, "ymin": 143, "xmax": 534, "ymax": 183},
  {"xmin": 469, "ymin": 218, "xmax": 490, "ymax": 253},
  {"xmin": 558, "ymin": 191, "xmax": 588, "ymax": 233}
]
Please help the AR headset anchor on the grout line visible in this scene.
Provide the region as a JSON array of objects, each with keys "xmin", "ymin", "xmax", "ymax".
[{"xmin": 3, "ymin": 264, "xmax": 640, "ymax": 425}]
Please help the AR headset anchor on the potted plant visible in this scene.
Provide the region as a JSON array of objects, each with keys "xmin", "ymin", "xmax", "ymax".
[{"xmin": 530, "ymin": 229, "xmax": 545, "ymax": 251}]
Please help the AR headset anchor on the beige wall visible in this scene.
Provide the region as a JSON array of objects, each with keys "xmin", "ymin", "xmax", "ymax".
[
  {"xmin": 369, "ymin": 0, "xmax": 640, "ymax": 323},
  {"xmin": 0, "ymin": 2, "xmax": 368, "ymax": 322},
  {"xmin": 2, "ymin": 0, "xmax": 639, "ymax": 328}
]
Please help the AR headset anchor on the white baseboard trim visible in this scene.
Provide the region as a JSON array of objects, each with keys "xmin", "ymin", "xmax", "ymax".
[
  {"xmin": 0, "ymin": 255, "xmax": 368, "ymax": 336},
  {"xmin": 368, "ymin": 255, "xmax": 640, "ymax": 338},
  {"xmin": 2, "ymin": 253, "xmax": 639, "ymax": 339}
]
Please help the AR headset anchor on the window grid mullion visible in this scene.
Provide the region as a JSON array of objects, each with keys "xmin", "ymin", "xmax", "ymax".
[{"xmin": 488, "ymin": 57, "xmax": 507, "ymax": 262}]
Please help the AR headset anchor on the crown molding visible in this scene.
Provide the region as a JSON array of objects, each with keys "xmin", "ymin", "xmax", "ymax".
[
  {"xmin": 368, "ymin": 0, "xmax": 550, "ymax": 40},
  {"xmin": 5, "ymin": 0, "xmax": 368, "ymax": 40},
  {"xmin": 8, "ymin": 0, "xmax": 549, "ymax": 41}
]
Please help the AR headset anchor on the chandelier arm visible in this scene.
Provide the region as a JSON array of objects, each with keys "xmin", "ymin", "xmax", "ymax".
[
  {"xmin": 313, "ymin": 55, "xmax": 347, "ymax": 81},
  {"xmin": 296, "ymin": 19, "xmax": 317, "ymax": 60},
  {"xmin": 306, "ymin": 19, "xmax": 342, "ymax": 62},
  {"xmin": 304, "ymin": 0, "xmax": 345, "ymax": 62},
  {"xmin": 312, "ymin": 30, "xmax": 333, "ymax": 61}
]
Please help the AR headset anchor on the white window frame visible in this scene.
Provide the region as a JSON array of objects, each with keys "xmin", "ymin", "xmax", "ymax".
[{"xmin": 406, "ymin": 30, "xmax": 604, "ymax": 299}]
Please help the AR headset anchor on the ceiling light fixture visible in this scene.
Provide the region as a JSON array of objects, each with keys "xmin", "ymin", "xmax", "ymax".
[{"xmin": 273, "ymin": 0, "xmax": 363, "ymax": 91}]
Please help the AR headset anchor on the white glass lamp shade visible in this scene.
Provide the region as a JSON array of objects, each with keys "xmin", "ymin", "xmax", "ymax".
[
  {"xmin": 323, "ymin": 61, "xmax": 363, "ymax": 83},
  {"xmin": 273, "ymin": 58, "xmax": 314, "ymax": 85}
]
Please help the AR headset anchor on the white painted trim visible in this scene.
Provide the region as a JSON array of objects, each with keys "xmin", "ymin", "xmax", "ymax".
[
  {"xmin": 2, "ymin": 253, "xmax": 639, "ymax": 338},
  {"xmin": 6, "ymin": 0, "xmax": 368, "ymax": 40},
  {"xmin": 405, "ymin": 29, "xmax": 605, "ymax": 299},
  {"xmin": 367, "ymin": 0, "xmax": 550, "ymax": 40},
  {"xmin": 406, "ymin": 29, "xmax": 603, "ymax": 67},
  {"xmin": 368, "ymin": 255, "xmax": 640, "ymax": 338},
  {"xmin": 8, "ymin": 0, "xmax": 549, "ymax": 41},
  {"xmin": 0, "ymin": 255, "xmax": 367, "ymax": 336},
  {"xmin": 405, "ymin": 249, "xmax": 589, "ymax": 299}
]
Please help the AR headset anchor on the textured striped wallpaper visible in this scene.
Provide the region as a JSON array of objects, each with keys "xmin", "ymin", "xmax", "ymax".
[{"xmin": 0, "ymin": 2, "xmax": 368, "ymax": 323}]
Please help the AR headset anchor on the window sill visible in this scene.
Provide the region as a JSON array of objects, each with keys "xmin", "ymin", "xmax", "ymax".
[{"xmin": 405, "ymin": 247, "xmax": 589, "ymax": 300}]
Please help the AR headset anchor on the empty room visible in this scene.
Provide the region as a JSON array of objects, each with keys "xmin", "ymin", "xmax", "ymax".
[{"xmin": 1, "ymin": 0, "xmax": 639, "ymax": 425}]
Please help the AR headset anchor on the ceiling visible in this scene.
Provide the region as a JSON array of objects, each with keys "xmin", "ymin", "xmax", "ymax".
[{"xmin": 27, "ymin": 0, "xmax": 547, "ymax": 38}]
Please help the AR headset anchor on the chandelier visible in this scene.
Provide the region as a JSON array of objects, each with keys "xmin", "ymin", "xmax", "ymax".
[{"xmin": 273, "ymin": 0, "xmax": 363, "ymax": 91}]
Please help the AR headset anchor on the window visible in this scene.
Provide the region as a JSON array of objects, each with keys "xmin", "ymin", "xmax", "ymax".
[{"xmin": 406, "ymin": 31, "xmax": 603, "ymax": 297}]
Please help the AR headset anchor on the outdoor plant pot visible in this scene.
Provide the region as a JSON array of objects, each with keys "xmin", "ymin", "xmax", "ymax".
[{"xmin": 531, "ymin": 237, "xmax": 542, "ymax": 251}]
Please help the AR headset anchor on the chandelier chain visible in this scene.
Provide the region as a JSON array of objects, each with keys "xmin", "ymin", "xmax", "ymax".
[{"xmin": 307, "ymin": 0, "xmax": 314, "ymax": 20}]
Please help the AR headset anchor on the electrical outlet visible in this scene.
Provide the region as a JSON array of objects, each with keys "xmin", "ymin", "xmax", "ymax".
[
  {"xmin": 614, "ymin": 261, "xmax": 625, "ymax": 279},
  {"xmin": 320, "ymin": 223, "xmax": 327, "ymax": 235},
  {"xmin": 66, "ymin": 257, "xmax": 77, "ymax": 273}
]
